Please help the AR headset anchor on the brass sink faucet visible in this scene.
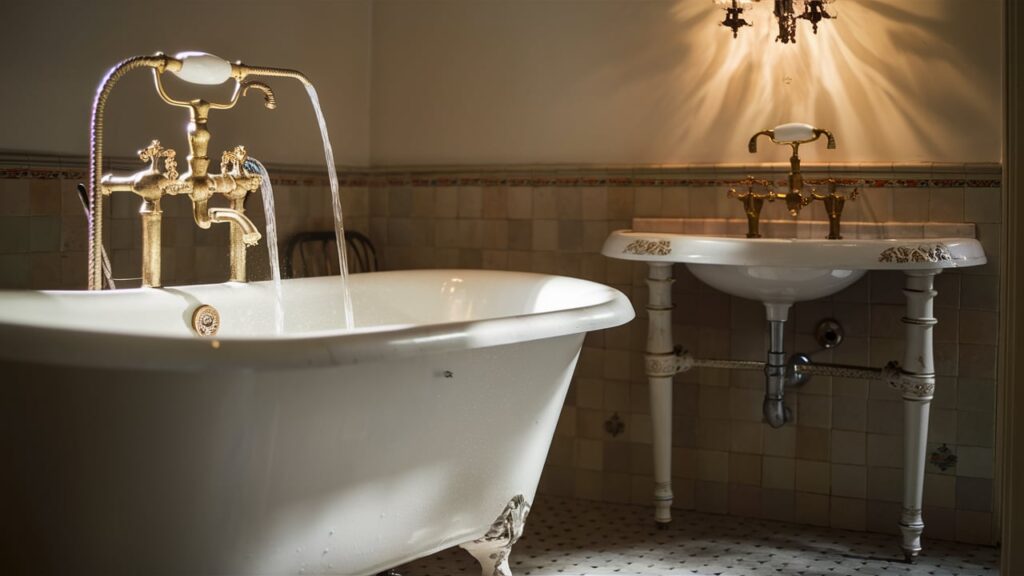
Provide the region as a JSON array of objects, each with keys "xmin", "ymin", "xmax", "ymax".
[
  {"xmin": 727, "ymin": 177, "xmax": 776, "ymax": 238},
  {"xmin": 88, "ymin": 52, "xmax": 317, "ymax": 290},
  {"xmin": 739, "ymin": 123, "xmax": 858, "ymax": 239}
]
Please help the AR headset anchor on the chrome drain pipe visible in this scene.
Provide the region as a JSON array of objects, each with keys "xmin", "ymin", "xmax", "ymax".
[{"xmin": 763, "ymin": 320, "xmax": 789, "ymax": 427}]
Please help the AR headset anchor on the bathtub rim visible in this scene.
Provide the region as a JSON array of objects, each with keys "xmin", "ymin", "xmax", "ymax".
[{"xmin": 0, "ymin": 269, "xmax": 634, "ymax": 373}]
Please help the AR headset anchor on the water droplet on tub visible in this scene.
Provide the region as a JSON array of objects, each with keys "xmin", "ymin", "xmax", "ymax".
[{"xmin": 323, "ymin": 548, "xmax": 329, "ymax": 555}]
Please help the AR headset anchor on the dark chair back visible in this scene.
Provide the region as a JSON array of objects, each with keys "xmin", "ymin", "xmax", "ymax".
[{"xmin": 283, "ymin": 230, "xmax": 378, "ymax": 278}]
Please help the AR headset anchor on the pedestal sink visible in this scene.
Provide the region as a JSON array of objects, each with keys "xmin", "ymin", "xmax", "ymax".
[
  {"xmin": 604, "ymin": 228, "xmax": 985, "ymax": 317},
  {"xmin": 602, "ymin": 219, "xmax": 986, "ymax": 562}
]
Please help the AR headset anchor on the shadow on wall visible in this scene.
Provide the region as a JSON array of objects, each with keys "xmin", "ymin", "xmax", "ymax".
[{"xmin": 601, "ymin": 0, "xmax": 998, "ymax": 163}]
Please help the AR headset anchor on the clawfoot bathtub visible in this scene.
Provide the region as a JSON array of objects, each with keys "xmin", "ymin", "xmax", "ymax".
[{"xmin": 0, "ymin": 269, "xmax": 633, "ymax": 576}]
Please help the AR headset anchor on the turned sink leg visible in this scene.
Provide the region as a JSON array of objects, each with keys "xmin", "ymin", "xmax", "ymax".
[
  {"xmin": 897, "ymin": 270, "xmax": 940, "ymax": 562},
  {"xmin": 645, "ymin": 262, "xmax": 675, "ymax": 526}
]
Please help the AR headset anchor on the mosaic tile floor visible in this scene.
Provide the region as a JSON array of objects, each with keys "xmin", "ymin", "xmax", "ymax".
[{"xmin": 399, "ymin": 497, "xmax": 998, "ymax": 576}]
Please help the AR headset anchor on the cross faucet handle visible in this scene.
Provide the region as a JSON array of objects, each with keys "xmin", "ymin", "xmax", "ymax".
[
  {"xmin": 727, "ymin": 176, "xmax": 777, "ymax": 238},
  {"xmin": 138, "ymin": 140, "xmax": 178, "ymax": 180},
  {"xmin": 808, "ymin": 179, "xmax": 860, "ymax": 240},
  {"xmin": 220, "ymin": 145, "xmax": 250, "ymax": 177}
]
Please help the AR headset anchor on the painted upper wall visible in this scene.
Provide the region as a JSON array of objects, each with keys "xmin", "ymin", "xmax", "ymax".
[
  {"xmin": 0, "ymin": 0, "xmax": 371, "ymax": 166},
  {"xmin": 370, "ymin": 0, "xmax": 1003, "ymax": 165}
]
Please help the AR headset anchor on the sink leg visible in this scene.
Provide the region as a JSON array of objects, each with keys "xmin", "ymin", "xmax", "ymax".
[
  {"xmin": 898, "ymin": 270, "xmax": 939, "ymax": 561},
  {"xmin": 645, "ymin": 263, "xmax": 675, "ymax": 526}
]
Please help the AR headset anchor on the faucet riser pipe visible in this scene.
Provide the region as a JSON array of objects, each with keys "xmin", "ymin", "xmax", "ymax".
[
  {"xmin": 229, "ymin": 198, "xmax": 247, "ymax": 282},
  {"xmin": 140, "ymin": 200, "xmax": 162, "ymax": 288}
]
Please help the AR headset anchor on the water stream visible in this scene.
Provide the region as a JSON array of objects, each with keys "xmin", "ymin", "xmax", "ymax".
[
  {"xmin": 303, "ymin": 84, "xmax": 355, "ymax": 330},
  {"xmin": 245, "ymin": 158, "xmax": 285, "ymax": 335}
]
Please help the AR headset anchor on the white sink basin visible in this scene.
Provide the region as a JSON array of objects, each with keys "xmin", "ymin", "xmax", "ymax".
[{"xmin": 602, "ymin": 230, "xmax": 987, "ymax": 307}]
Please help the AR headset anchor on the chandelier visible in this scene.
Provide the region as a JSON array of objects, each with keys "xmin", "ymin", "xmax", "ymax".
[{"xmin": 715, "ymin": 0, "xmax": 836, "ymax": 43}]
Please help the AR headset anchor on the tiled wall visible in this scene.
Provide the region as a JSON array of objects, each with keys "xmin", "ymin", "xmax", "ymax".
[{"xmin": 0, "ymin": 159, "xmax": 1001, "ymax": 546}]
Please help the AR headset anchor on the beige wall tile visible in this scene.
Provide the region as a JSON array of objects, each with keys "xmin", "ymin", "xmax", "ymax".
[
  {"xmin": 832, "ymin": 396, "xmax": 868, "ymax": 431},
  {"xmin": 633, "ymin": 187, "xmax": 662, "ymax": 217},
  {"xmin": 892, "ymin": 189, "xmax": 930, "ymax": 221},
  {"xmin": 602, "ymin": 472, "xmax": 632, "ymax": 504},
  {"xmin": 730, "ymin": 421, "xmax": 763, "ymax": 454},
  {"xmin": 481, "ymin": 187, "xmax": 507, "ymax": 219},
  {"xmin": 697, "ymin": 418, "xmax": 732, "ymax": 452},
  {"xmin": 661, "ymin": 188, "xmax": 689, "ymax": 218},
  {"xmin": 961, "ymin": 275, "xmax": 999, "ymax": 310},
  {"xmin": 957, "ymin": 409, "xmax": 995, "ymax": 448},
  {"xmin": 831, "ymin": 430, "xmax": 866, "ymax": 465},
  {"xmin": 956, "ymin": 446, "xmax": 994, "ymax": 479},
  {"xmin": 958, "ymin": 344, "xmax": 997, "ymax": 379},
  {"xmin": 928, "ymin": 188, "xmax": 964, "ymax": 221},
  {"xmin": 575, "ymin": 438, "xmax": 605, "ymax": 471},
  {"xmin": 796, "ymin": 427, "xmax": 830, "ymax": 461},
  {"xmin": 607, "ymin": 187, "xmax": 634, "ymax": 219},
  {"xmin": 457, "ymin": 186, "xmax": 482, "ymax": 218},
  {"xmin": 955, "ymin": 510, "xmax": 994, "ymax": 545},
  {"xmin": 506, "ymin": 187, "xmax": 532, "ymax": 219},
  {"xmin": 867, "ymin": 466, "xmax": 903, "ymax": 503},
  {"xmin": 830, "ymin": 464, "xmax": 867, "ymax": 499},
  {"xmin": 928, "ymin": 408, "xmax": 958, "ymax": 445},
  {"xmin": 797, "ymin": 394, "xmax": 831, "ymax": 429},
  {"xmin": 830, "ymin": 496, "xmax": 866, "ymax": 531},
  {"xmin": 698, "ymin": 450, "xmax": 730, "ymax": 483},
  {"xmin": 955, "ymin": 477, "xmax": 993, "ymax": 512},
  {"xmin": 532, "ymin": 219, "xmax": 558, "ymax": 251},
  {"xmin": 762, "ymin": 456, "xmax": 795, "ymax": 490},
  {"xmin": 924, "ymin": 472, "xmax": 957, "ymax": 509},
  {"xmin": 695, "ymin": 480, "xmax": 729, "ymax": 515},
  {"xmin": 795, "ymin": 459, "xmax": 830, "ymax": 495},
  {"xmin": 964, "ymin": 187, "xmax": 1001, "ymax": 223},
  {"xmin": 795, "ymin": 492, "xmax": 830, "ymax": 527},
  {"xmin": 729, "ymin": 453, "xmax": 762, "ymax": 486},
  {"xmin": 865, "ymin": 500, "xmax": 902, "ymax": 536},
  {"xmin": 867, "ymin": 434, "xmax": 903, "ymax": 468},
  {"xmin": 729, "ymin": 483, "xmax": 763, "ymax": 518},
  {"xmin": 866, "ymin": 400, "xmax": 903, "ymax": 435},
  {"xmin": 764, "ymin": 425, "xmax": 796, "ymax": 457},
  {"xmin": 761, "ymin": 488, "xmax": 795, "ymax": 523},
  {"xmin": 958, "ymin": 378, "xmax": 996, "ymax": 412},
  {"xmin": 923, "ymin": 506, "xmax": 958, "ymax": 542}
]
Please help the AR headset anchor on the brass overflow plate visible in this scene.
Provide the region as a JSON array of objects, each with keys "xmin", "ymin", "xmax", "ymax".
[{"xmin": 191, "ymin": 304, "xmax": 221, "ymax": 337}]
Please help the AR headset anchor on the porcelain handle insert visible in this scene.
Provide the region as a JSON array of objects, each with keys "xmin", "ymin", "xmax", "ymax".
[{"xmin": 170, "ymin": 52, "xmax": 233, "ymax": 85}]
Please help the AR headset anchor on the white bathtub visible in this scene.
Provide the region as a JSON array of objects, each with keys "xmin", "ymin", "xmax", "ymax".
[{"xmin": 0, "ymin": 269, "xmax": 633, "ymax": 576}]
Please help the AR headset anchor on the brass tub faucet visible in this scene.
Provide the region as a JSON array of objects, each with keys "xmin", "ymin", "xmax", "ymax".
[{"xmin": 88, "ymin": 52, "xmax": 318, "ymax": 290}]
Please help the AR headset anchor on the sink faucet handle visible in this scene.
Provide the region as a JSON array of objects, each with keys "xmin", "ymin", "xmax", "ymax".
[
  {"xmin": 138, "ymin": 140, "xmax": 179, "ymax": 180},
  {"xmin": 728, "ymin": 176, "xmax": 777, "ymax": 239},
  {"xmin": 808, "ymin": 179, "xmax": 859, "ymax": 240}
]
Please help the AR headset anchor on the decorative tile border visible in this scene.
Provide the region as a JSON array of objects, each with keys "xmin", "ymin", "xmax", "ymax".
[{"xmin": 0, "ymin": 153, "xmax": 1002, "ymax": 188}]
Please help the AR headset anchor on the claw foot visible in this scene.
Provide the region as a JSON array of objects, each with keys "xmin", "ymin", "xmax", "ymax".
[{"xmin": 460, "ymin": 495, "xmax": 531, "ymax": 576}]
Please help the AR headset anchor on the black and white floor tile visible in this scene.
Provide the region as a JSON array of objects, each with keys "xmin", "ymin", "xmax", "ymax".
[{"xmin": 399, "ymin": 497, "xmax": 998, "ymax": 576}]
